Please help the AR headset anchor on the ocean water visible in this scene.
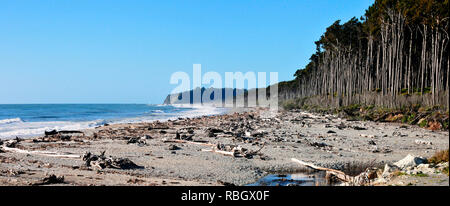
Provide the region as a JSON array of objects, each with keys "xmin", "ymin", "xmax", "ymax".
[{"xmin": 0, "ymin": 104, "xmax": 227, "ymax": 139}]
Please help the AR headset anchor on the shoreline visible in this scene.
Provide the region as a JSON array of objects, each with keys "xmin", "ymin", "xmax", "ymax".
[
  {"xmin": 0, "ymin": 107, "xmax": 448, "ymax": 186},
  {"xmin": 0, "ymin": 104, "xmax": 231, "ymax": 139}
]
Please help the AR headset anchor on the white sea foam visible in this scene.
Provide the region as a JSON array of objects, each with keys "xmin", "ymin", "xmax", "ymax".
[
  {"xmin": 0, "ymin": 118, "xmax": 23, "ymax": 124},
  {"xmin": 0, "ymin": 119, "xmax": 106, "ymax": 139},
  {"xmin": 113, "ymin": 105, "xmax": 227, "ymax": 124},
  {"xmin": 176, "ymin": 105, "xmax": 227, "ymax": 118}
]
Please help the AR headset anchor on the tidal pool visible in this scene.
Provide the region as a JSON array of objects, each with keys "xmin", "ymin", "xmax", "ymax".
[{"xmin": 247, "ymin": 172, "xmax": 332, "ymax": 186}]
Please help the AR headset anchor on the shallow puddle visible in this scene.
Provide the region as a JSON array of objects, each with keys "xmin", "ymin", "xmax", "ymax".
[{"xmin": 247, "ymin": 172, "xmax": 332, "ymax": 186}]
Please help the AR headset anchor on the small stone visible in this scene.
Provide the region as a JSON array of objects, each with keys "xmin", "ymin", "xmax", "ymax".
[
  {"xmin": 353, "ymin": 126, "xmax": 367, "ymax": 130},
  {"xmin": 415, "ymin": 139, "xmax": 432, "ymax": 145},
  {"xmin": 168, "ymin": 144, "xmax": 180, "ymax": 151},
  {"xmin": 141, "ymin": 135, "xmax": 152, "ymax": 140}
]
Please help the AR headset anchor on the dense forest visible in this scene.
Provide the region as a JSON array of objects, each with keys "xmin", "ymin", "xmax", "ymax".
[{"xmin": 279, "ymin": 0, "xmax": 449, "ymax": 110}]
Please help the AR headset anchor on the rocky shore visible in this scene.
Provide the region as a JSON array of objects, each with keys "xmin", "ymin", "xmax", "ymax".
[{"xmin": 0, "ymin": 108, "xmax": 448, "ymax": 186}]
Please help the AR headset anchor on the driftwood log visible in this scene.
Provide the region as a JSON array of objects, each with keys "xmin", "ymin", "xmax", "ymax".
[
  {"xmin": 163, "ymin": 139, "xmax": 215, "ymax": 147},
  {"xmin": 291, "ymin": 158, "xmax": 354, "ymax": 182},
  {"xmin": 201, "ymin": 149, "xmax": 236, "ymax": 157},
  {"xmin": 291, "ymin": 158, "xmax": 376, "ymax": 186},
  {"xmin": 1, "ymin": 146, "xmax": 81, "ymax": 159}
]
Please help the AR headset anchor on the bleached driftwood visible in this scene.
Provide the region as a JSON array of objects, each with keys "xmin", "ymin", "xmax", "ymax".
[
  {"xmin": 163, "ymin": 139, "xmax": 215, "ymax": 147},
  {"xmin": 291, "ymin": 158, "xmax": 378, "ymax": 186},
  {"xmin": 201, "ymin": 149, "xmax": 236, "ymax": 157},
  {"xmin": 291, "ymin": 158, "xmax": 354, "ymax": 183},
  {"xmin": 1, "ymin": 146, "xmax": 80, "ymax": 159}
]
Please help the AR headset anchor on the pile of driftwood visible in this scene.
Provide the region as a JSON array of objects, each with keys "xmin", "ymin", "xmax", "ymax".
[
  {"xmin": 1, "ymin": 136, "xmax": 81, "ymax": 159},
  {"xmin": 82, "ymin": 151, "xmax": 142, "ymax": 170},
  {"xmin": 35, "ymin": 130, "xmax": 85, "ymax": 142},
  {"xmin": 126, "ymin": 137, "xmax": 148, "ymax": 146},
  {"xmin": 1, "ymin": 137, "xmax": 23, "ymax": 148},
  {"xmin": 93, "ymin": 121, "xmax": 172, "ymax": 140},
  {"xmin": 202, "ymin": 143, "xmax": 265, "ymax": 159},
  {"xmin": 175, "ymin": 131, "xmax": 194, "ymax": 141},
  {"xmin": 162, "ymin": 137, "xmax": 265, "ymax": 159},
  {"xmin": 291, "ymin": 158, "xmax": 377, "ymax": 186}
]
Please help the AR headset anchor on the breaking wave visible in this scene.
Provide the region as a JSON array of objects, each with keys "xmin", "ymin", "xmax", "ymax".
[{"xmin": 0, "ymin": 118, "xmax": 23, "ymax": 124}]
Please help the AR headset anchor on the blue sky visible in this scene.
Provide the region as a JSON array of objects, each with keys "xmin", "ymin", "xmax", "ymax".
[{"xmin": 0, "ymin": 0, "xmax": 374, "ymax": 104}]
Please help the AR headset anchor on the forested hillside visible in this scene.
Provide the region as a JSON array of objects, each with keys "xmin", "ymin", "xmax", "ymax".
[{"xmin": 279, "ymin": 0, "xmax": 449, "ymax": 110}]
